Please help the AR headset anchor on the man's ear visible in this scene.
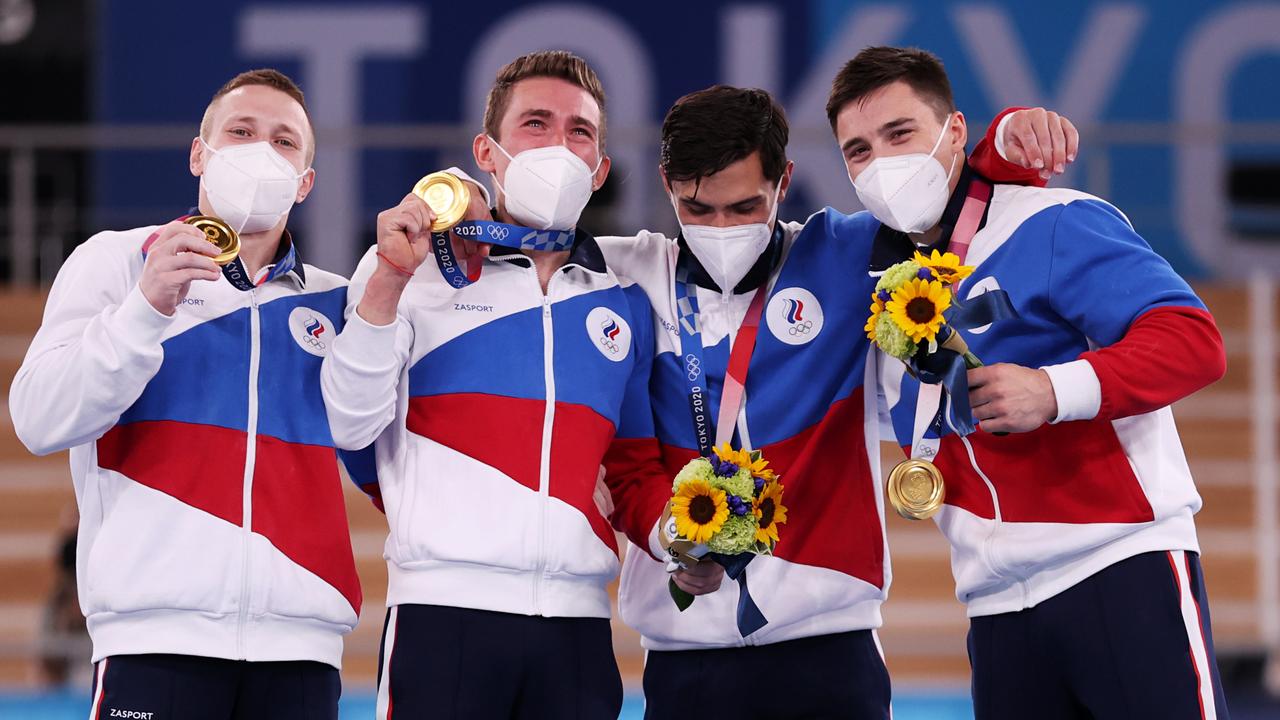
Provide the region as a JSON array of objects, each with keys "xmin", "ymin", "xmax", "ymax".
[
  {"xmin": 189, "ymin": 137, "xmax": 206, "ymax": 177},
  {"xmin": 473, "ymin": 133, "xmax": 497, "ymax": 174},
  {"xmin": 949, "ymin": 111, "xmax": 968, "ymax": 154},
  {"xmin": 590, "ymin": 155, "xmax": 611, "ymax": 192},
  {"xmin": 777, "ymin": 160, "xmax": 796, "ymax": 205},
  {"xmin": 295, "ymin": 168, "xmax": 316, "ymax": 204}
]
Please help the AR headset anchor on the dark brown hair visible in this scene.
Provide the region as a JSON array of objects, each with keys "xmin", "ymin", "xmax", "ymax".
[
  {"xmin": 826, "ymin": 46, "xmax": 955, "ymax": 132},
  {"xmin": 660, "ymin": 85, "xmax": 789, "ymax": 189},
  {"xmin": 483, "ymin": 50, "xmax": 607, "ymax": 148}
]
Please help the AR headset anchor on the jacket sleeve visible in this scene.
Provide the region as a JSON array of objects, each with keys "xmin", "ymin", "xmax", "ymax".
[
  {"xmin": 603, "ymin": 287, "xmax": 673, "ymax": 561},
  {"xmin": 320, "ymin": 248, "xmax": 415, "ymax": 451},
  {"xmin": 969, "ymin": 107, "xmax": 1049, "ymax": 188},
  {"xmin": 1041, "ymin": 199, "xmax": 1226, "ymax": 422},
  {"xmin": 10, "ymin": 234, "xmax": 175, "ymax": 455}
]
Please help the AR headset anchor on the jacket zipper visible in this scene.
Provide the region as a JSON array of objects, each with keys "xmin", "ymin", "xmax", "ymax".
[
  {"xmin": 237, "ymin": 289, "xmax": 262, "ymax": 657},
  {"xmin": 533, "ymin": 271, "xmax": 557, "ymax": 615}
]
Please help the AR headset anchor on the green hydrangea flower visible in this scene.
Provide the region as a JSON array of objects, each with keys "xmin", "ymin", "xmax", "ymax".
[
  {"xmin": 709, "ymin": 468, "xmax": 755, "ymax": 501},
  {"xmin": 672, "ymin": 458, "xmax": 715, "ymax": 494},
  {"xmin": 706, "ymin": 514, "xmax": 758, "ymax": 554},
  {"xmin": 875, "ymin": 312, "xmax": 918, "ymax": 361},
  {"xmin": 875, "ymin": 260, "xmax": 922, "ymax": 294}
]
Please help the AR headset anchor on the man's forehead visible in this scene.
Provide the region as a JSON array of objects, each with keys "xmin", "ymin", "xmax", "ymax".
[
  {"xmin": 672, "ymin": 154, "xmax": 770, "ymax": 202},
  {"xmin": 211, "ymin": 85, "xmax": 308, "ymax": 129},
  {"xmin": 839, "ymin": 82, "xmax": 930, "ymax": 131},
  {"xmin": 505, "ymin": 77, "xmax": 601, "ymax": 124}
]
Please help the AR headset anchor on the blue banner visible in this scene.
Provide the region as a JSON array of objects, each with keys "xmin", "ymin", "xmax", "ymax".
[{"xmin": 96, "ymin": 0, "xmax": 1280, "ymax": 277}]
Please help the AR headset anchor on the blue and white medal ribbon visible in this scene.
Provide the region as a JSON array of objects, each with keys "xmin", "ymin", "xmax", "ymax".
[{"xmin": 430, "ymin": 220, "xmax": 574, "ymax": 289}]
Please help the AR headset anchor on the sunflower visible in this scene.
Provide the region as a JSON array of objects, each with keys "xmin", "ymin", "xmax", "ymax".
[
  {"xmin": 865, "ymin": 295, "xmax": 885, "ymax": 342},
  {"xmin": 753, "ymin": 480, "xmax": 788, "ymax": 545},
  {"xmin": 670, "ymin": 479, "xmax": 729, "ymax": 544},
  {"xmin": 713, "ymin": 443, "xmax": 774, "ymax": 481},
  {"xmin": 887, "ymin": 278, "xmax": 952, "ymax": 343},
  {"xmin": 912, "ymin": 249, "xmax": 974, "ymax": 286}
]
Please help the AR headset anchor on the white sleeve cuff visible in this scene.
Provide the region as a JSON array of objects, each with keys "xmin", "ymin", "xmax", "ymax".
[
  {"xmin": 445, "ymin": 166, "xmax": 492, "ymax": 208},
  {"xmin": 118, "ymin": 285, "xmax": 176, "ymax": 343},
  {"xmin": 647, "ymin": 517, "xmax": 666, "ymax": 562},
  {"xmin": 994, "ymin": 112, "xmax": 1014, "ymax": 162},
  {"xmin": 1041, "ymin": 359, "xmax": 1101, "ymax": 423},
  {"xmin": 334, "ymin": 309, "xmax": 403, "ymax": 370}
]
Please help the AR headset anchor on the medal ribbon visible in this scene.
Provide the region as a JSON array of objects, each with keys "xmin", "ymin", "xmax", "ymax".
[
  {"xmin": 908, "ymin": 177, "xmax": 998, "ymax": 459},
  {"xmin": 141, "ymin": 215, "xmax": 296, "ymax": 292},
  {"xmin": 672, "ymin": 230, "xmax": 780, "ymax": 637},
  {"xmin": 674, "ymin": 254, "xmax": 770, "ymax": 456},
  {"xmin": 430, "ymin": 220, "xmax": 574, "ymax": 289}
]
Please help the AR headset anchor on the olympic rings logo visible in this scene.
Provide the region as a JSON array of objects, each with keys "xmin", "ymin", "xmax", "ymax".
[
  {"xmin": 488, "ymin": 225, "xmax": 510, "ymax": 241},
  {"xmin": 685, "ymin": 353, "xmax": 701, "ymax": 381},
  {"xmin": 788, "ymin": 319, "xmax": 814, "ymax": 336},
  {"xmin": 598, "ymin": 317, "xmax": 622, "ymax": 354},
  {"xmin": 299, "ymin": 315, "xmax": 328, "ymax": 351}
]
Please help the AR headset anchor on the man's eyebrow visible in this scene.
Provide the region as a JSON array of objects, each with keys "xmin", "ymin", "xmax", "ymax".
[
  {"xmin": 569, "ymin": 114, "xmax": 599, "ymax": 133},
  {"xmin": 679, "ymin": 196, "xmax": 713, "ymax": 211},
  {"xmin": 878, "ymin": 117, "xmax": 914, "ymax": 135}
]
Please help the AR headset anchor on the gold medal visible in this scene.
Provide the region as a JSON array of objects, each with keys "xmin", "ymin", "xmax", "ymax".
[
  {"xmin": 184, "ymin": 215, "xmax": 239, "ymax": 266},
  {"xmin": 888, "ymin": 458, "xmax": 946, "ymax": 520},
  {"xmin": 412, "ymin": 171, "xmax": 470, "ymax": 232},
  {"xmin": 657, "ymin": 505, "xmax": 705, "ymax": 567}
]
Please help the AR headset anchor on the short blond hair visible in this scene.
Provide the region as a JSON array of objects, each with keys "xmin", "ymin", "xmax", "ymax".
[
  {"xmin": 200, "ymin": 68, "xmax": 316, "ymax": 164},
  {"xmin": 482, "ymin": 51, "xmax": 607, "ymax": 148}
]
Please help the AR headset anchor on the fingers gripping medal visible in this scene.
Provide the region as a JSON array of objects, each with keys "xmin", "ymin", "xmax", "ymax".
[
  {"xmin": 184, "ymin": 215, "xmax": 239, "ymax": 265},
  {"xmin": 411, "ymin": 172, "xmax": 576, "ymax": 289},
  {"xmin": 887, "ymin": 458, "xmax": 946, "ymax": 520},
  {"xmin": 414, "ymin": 172, "xmax": 470, "ymax": 232},
  {"xmin": 413, "ymin": 172, "xmax": 473, "ymax": 288}
]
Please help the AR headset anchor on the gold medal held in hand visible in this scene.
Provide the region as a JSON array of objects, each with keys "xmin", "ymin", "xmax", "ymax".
[
  {"xmin": 412, "ymin": 172, "xmax": 470, "ymax": 232},
  {"xmin": 184, "ymin": 215, "xmax": 240, "ymax": 266},
  {"xmin": 888, "ymin": 458, "xmax": 946, "ymax": 520}
]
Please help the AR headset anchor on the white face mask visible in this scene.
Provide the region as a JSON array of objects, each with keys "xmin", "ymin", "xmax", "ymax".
[
  {"xmin": 674, "ymin": 180, "xmax": 782, "ymax": 293},
  {"xmin": 199, "ymin": 138, "xmax": 310, "ymax": 234},
  {"xmin": 850, "ymin": 113, "xmax": 958, "ymax": 234},
  {"xmin": 489, "ymin": 137, "xmax": 602, "ymax": 231}
]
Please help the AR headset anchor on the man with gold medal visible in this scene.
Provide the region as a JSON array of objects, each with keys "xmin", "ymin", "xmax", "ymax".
[
  {"xmin": 321, "ymin": 51, "xmax": 683, "ymax": 719},
  {"xmin": 10, "ymin": 69, "xmax": 362, "ymax": 719},
  {"xmin": 834, "ymin": 47, "xmax": 1230, "ymax": 719}
]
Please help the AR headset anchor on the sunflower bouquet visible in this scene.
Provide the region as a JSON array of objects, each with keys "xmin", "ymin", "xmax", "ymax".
[
  {"xmin": 661, "ymin": 443, "xmax": 787, "ymax": 626},
  {"xmin": 866, "ymin": 249, "xmax": 1017, "ymax": 438},
  {"xmin": 865, "ymin": 249, "xmax": 981, "ymax": 367}
]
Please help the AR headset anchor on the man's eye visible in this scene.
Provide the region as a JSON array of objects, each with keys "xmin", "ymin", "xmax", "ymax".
[{"xmin": 276, "ymin": 138, "xmax": 296, "ymax": 148}]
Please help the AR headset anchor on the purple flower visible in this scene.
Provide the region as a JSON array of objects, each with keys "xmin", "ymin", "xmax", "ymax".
[
  {"xmin": 753, "ymin": 476, "xmax": 766, "ymax": 492},
  {"xmin": 726, "ymin": 495, "xmax": 751, "ymax": 516},
  {"xmin": 713, "ymin": 459, "xmax": 739, "ymax": 478},
  {"xmin": 916, "ymin": 267, "xmax": 934, "ymax": 280},
  {"xmin": 877, "ymin": 289, "xmax": 891, "ymax": 303}
]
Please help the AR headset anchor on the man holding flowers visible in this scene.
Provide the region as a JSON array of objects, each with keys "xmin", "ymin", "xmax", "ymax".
[{"xmin": 831, "ymin": 45, "xmax": 1229, "ymax": 719}]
